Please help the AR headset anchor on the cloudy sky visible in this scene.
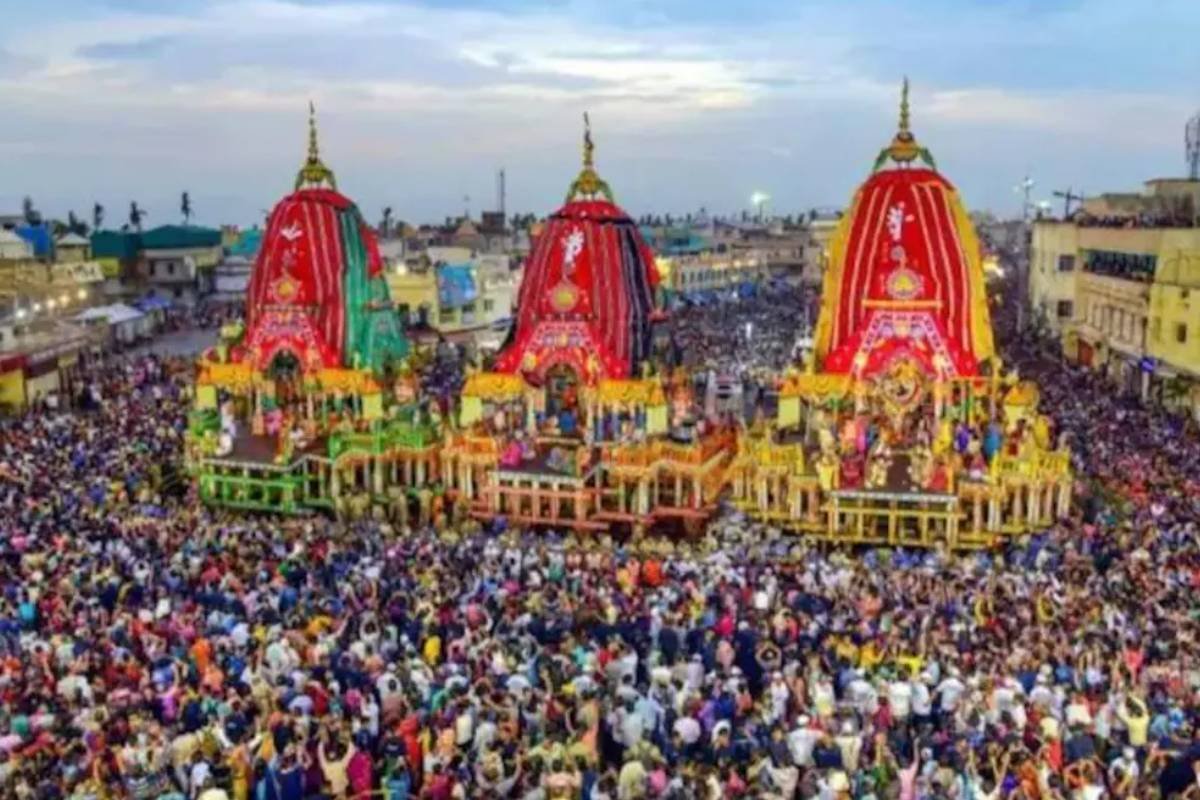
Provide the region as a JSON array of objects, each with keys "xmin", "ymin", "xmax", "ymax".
[{"xmin": 0, "ymin": 0, "xmax": 1196, "ymax": 228}]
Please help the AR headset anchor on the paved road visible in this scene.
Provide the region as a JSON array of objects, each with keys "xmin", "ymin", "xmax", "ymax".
[{"xmin": 129, "ymin": 328, "xmax": 217, "ymax": 358}]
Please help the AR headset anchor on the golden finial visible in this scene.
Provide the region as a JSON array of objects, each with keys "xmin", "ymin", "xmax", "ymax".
[
  {"xmin": 308, "ymin": 100, "xmax": 319, "ymax": 161},
  {"xmin": 295, "ymin": 101, "xmax": 337, "ymax": 191},
  {"xmin": 566, "ymin": 111, "xmax": 613, "ymax": 203},
  {"xmin": 873, "ymin": 78, "xmax": 936, "ymax": 172},
  {"xmin": 583, "ymin": 111, "xmax": 594, "ymax": 169}
]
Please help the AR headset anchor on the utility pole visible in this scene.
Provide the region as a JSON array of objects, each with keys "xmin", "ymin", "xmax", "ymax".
[
  {"xmin": 1052, "ymin": 187, "xmax": 1085, "ymax": 218},
  {"xmin": 1013, "ymin": 175, "xmax": 1035, "ymax": 334},
  {"xmin": 497, "ymin": 169, "xmax": 506, "ymax": 221}
]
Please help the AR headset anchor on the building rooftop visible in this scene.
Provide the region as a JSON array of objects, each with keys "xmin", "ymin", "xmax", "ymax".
[
  {"xmin": 90, "ymin": 230, "xmax": 142, "ymax": 260},
  {"xmin": 227, "ymin": 227, "xmax": 262, "ymax": 258},
  {"xmin": 141, "ymin": 224, "xmax": 222, "ymax": 250}
]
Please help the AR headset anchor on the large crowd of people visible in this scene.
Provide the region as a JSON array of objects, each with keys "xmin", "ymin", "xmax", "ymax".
[
  {"xmin": 0, "ymin": 299, "xmax": 1198, "ymax": 800},
  {"xmin": 1070, "ymin": 211, "xmax": 1197, "ymax": 230},
  {"xmin": 664, "ymin": 284, "xmax": 818, "ymax": 377}
]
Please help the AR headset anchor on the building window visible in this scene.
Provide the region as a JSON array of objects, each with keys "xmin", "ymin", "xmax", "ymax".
[
  {"xmin": 1057, "ymin": 254, "xmax": 1075, "ymax": 272},
  {"xmin": 1056, "ymin": 300, "xmax": 1073, "ymax": 319},
  {"xmin": 167, "ymin": 262, "xmax": 176, "ymax": 276},
  {"xmin": 148, "ymin": 263, "xmax": 156, "ymax": 277},
  {"xmin": 1083, "ymin": 250, "xmax": 1156, "ymax": 281},
  {"xmin": 439, "ymin": 308, "xmax": 455, "ymax": 324},
  {"xmin": 483, "ymin": 298, "xmax": 494, "ymax": 312},
  {"xmin": 1178, "ymin": 323, "xmax": 1189, "ymax": 344}
]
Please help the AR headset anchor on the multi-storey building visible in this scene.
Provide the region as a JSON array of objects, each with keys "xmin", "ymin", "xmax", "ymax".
[
  {"xmin": 386, "ymin": 247, "xmax": 520, "ymax": 348},
  {"xmin": 1032, "ymin": 205, "xmax": 1200, "ymax": 416}
]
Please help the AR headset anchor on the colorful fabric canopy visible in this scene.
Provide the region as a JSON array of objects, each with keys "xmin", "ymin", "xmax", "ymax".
[
  {"xmin": 815, "ymin": 166, "xmax": 993, "ymax": 379},
  {"xmin": 495, "ymin": 199, "xmax": 658, "ymax": 384},
  {"xmin": 243, "ymin": 186, "xmax": 406, "ymax": 371}
]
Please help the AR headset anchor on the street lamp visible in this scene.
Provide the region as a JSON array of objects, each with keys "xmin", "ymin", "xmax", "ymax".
[{"xmin": 750, "ymin": 191, "xmax": 770, "ymax": 222}]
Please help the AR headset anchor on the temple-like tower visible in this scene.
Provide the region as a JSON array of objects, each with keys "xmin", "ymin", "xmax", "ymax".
[
  {"xmin": 814, "ymin": 80, "xmax": 994, "ymax": 379},
  {"xmin": 241, "ymin": 104, "xmax": 407, "ymax": 373},
  {"xmin": 494, "ymin": 115, "xmax": 659, "ymax": 384}
]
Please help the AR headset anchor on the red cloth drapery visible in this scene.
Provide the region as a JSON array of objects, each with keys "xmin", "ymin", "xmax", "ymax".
[
  {"xmin": 822, "ymin": 168, "xmax": 983, "ymax": 378},
  {"xmin": 496, "ymin": 199, "xmax": 658, "ymax": 383}
]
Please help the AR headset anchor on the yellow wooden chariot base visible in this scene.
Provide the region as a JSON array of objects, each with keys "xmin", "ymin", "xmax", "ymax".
[
  {"xmin": 595, "ymin": 429, "xmax": 736, "ymax": 527},
  {"xmin": 445, "ymin": 363, "xmax": 1074, "ymax": 548},
  {"xmin": 726, "ymin": 434, "xmax": 1073, "ymax": 552}
]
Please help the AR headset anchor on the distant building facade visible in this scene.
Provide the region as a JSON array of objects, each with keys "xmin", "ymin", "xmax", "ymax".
[
  {"xmin": 1031, "ymin": 178, "xmax": 1200, "ymax": 417},
  {"xmin": 138, "ymin": 225, "xmax": 223, "ymax": 306}
]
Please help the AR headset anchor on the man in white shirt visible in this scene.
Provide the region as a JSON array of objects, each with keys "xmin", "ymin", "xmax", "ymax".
[
  {"xmin": 935, "ymin": 669, "xmax": 966, "ymax": 719},
  {"xmin": 787, "ymin": 716, "xmax": 821, "ymax": 768},
  {"xmin": 911, "ymin": 675, "xmax": 933, "ymax": 723},
  {"xmin": 672, "ymin": 715, "xmax": 701, "ymax": 748},
  {"xmin": 888, "ymin": 678, "xmax": 913, "ymax": 721},
  {"xmin": 847, "ymin": 670, "xmax": 878, "ymax": 716},
  {"xmin": 835, "ymin": 720, "xmax": 863, "ymax": 773}
]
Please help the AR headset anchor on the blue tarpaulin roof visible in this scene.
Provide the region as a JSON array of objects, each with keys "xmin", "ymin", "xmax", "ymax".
[
  {"xmin": 15, "ymin": 224, "xmax": 52, "ymax": 258},
  {"xmin": 436, "ymin": 264, "xmax": 477, "ymax": 309},
  {"xmin": 136, "ymin": 294, "xmax": 173, "ymax": 311}
]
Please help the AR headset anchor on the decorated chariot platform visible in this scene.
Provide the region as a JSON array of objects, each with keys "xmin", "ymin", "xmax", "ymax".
[
  {"xmin": 440, "ymin": 122, "xmax": 734, "ymax": 533},
  {"xmin": 724, "ymin": 82, "xmax": 1073, "ymax": 548},
  {"xmin": 187, "ymin": 108, "xmax": 440, "ymax": 518}
]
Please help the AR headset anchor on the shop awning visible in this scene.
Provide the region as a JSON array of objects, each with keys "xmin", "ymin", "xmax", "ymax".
[{"xmin": 74, "ymin": 303, "xmax": 145, "ymax": 325}]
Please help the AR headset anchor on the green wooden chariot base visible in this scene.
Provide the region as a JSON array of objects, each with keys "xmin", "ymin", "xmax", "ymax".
[{"xmin": 188, "ymin": 409, "xmax": 441, "ymax": 515}]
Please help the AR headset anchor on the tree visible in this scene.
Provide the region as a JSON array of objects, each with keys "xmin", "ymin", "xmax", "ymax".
[
  {"xmin": 93, "ymin": 203, "xmax": 105, "ymax": 231},
  {"xmin": 181, "ymin": 192, "xmax": 192, "ymax": 225},
  {"xmin": 21, "ymin": 196, "xmax": 41, "ymax": 226},
  {"xmin": 66, "ymin": 211, "xmax": 89, "ymax": 237},
  {"xmin": 380, "ymin": 206, "xmax": 393, "ymax": 237},
  {"xmin": 129, "ymin": 201, "xmax": 146, "ymax": 232}
]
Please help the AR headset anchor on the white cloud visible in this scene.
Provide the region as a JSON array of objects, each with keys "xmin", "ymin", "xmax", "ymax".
[
  {"xmin": 925, "ymin": 88, "xmax": 1187, "ymax": 148},
  {"xmin": 0, "ymin": 0, "xmax": 1193, "ymax": 224}
]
